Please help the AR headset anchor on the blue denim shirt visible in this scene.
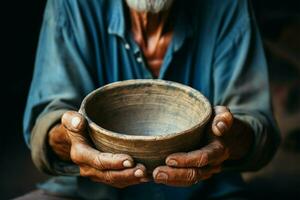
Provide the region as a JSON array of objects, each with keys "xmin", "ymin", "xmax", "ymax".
[{"xmin": 23, "ymin": 0, "xmax": 280, "ymax": 199}]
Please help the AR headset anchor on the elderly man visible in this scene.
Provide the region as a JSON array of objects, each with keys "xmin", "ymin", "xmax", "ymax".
[{"xmin": 20, "ymin": 0, "xmax": 279, "ymax": 199}]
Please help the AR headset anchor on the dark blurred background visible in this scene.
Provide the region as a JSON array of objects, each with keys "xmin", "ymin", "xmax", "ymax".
[{"xmin": 0, "ymin": 0, "xmax": 299, "ymax": 199}]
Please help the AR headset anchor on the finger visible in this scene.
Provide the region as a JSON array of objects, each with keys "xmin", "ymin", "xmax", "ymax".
[
  {"xmin": 84, "ymin": 164, "xmax": 149, "ymax": 188},
  {"xmin": 61, "ymin": 111, "xmax": 88, "ymax": 144},
  {"xmin": 166, "ymin": 140, "xmax": 229, "ymax": 168},
  {"xmin": 70, "ymin": 143, "xmax": 135, "ymax": 170},
  {"xmin": 153, "ymin": 165, "xmax": 221, "ymax": 187},
  {"xmin": 212, "ymin": 106, "xmax": 233, "ymax": 136},
  {"xmin": 63, "ymin": 111, "xmax": 136, "ymax": 170},
  {"xmin": 62, "ymin": 111, "xmax": 86, "ymax": 133},
  {"xmin": 214, "ymin": 106, "xmax": 230, "ymax": 114}
]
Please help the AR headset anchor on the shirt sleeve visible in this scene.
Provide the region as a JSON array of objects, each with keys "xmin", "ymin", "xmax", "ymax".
[
  {"xmin": 213, "ymin": 0, "xmax": 280, "ymax": 171},
  {"xmin": 23, "ymin": 0, "xmax": 96, "ymax": 175}
]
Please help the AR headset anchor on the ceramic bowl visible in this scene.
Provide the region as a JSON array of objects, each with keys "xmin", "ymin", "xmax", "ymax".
[{"xmin": 79, "ymin": 79, "xmax": 212, "ymax": 171}]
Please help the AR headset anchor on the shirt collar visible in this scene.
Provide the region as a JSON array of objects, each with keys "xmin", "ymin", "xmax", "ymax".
[
  {"xmin": 107, "ymin": 0, "xmax": 127, "ymax": 39},
  {"xmin": 107, "ymin": 0, "xmax": 195, "ymax": 51}
]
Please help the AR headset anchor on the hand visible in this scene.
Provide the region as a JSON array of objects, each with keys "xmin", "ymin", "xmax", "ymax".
[
  {"xmin": 152, "ymin": 106, "xmax": 254, "ymax": 187},
  {"xmin": 48, "ymin": 111, "xmax": 149, "ymax": 188}
]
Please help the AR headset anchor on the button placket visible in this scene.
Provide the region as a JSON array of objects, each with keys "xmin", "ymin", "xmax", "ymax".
[
  {"xmin": 124, "ymin": 35, "xmax": 154, "ymax": 79},
  {"xmin": 124, "ymin": 43, "xmax": 130, "ymax": 50},
  {"xmin": 136, "ymin": 56, "xmax": 143, "ymax": 63},
  {"xmin": 135, "ymin": 54, "xmax": 153, "ymax": 79}
]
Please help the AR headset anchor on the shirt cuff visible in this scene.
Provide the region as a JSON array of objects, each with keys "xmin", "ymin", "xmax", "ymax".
[{"xmin": 31, "ymin": 109, "xmax": 80, "ymax": 176}]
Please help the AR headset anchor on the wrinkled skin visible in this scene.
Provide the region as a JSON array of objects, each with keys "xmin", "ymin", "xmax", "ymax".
[
  {"xmin": 49, "ymin": 111, "xmax": 149, "ymax": 188},
  {"xmin": 49, "ymin": 106, "xmax": 253, "ymax": 188},
  {"xmin": 48, "ymin": 2, "xmax": 253, "ymax": 188},
  {"xmin": 152, "ymin": 106, "xmax": 254, "ymax": 187}
]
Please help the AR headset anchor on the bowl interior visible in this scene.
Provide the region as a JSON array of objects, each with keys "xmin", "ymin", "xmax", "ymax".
[{"xmin": 84, "ymin": 81, "xmax": 210, "ymax": 136}]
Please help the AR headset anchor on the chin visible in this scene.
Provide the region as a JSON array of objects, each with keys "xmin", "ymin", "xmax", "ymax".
[{"xmin": 125, "ymin": 0, "xmax": 174, "ymax": 13}]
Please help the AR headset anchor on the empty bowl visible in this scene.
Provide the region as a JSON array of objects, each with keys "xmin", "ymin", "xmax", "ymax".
[{"xmin": 79, "ymin": 79, "xmax": 212, "ymax": 171}]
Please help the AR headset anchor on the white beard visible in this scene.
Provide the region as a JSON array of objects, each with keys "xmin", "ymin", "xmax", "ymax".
[{"xmin": 125, "ymin": 0, "xmax": 174, "ymax": 13}]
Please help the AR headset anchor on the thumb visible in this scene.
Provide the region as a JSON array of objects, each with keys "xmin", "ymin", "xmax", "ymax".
[
  {"xmin": 212, "ymin": 106, "xmax": 233, "ymax": 137},
  {"xmin": 61, "ymin": 111, "xmax": 87, "ymax": 144}
]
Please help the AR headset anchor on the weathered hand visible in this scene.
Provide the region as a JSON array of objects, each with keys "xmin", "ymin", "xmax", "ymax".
[
  {"xmin": 152, "ymin": 106, "xmax": 253, "ymax": 187},
  {"xmin": 49, "ymin": 111, "xmax": 149, "ymax": 188}
]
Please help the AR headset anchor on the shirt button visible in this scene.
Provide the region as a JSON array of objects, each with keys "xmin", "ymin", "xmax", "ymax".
[
  {"xmin": 125, "ymin": 43, "xmax": 130, "ymax": 50},
  {"xmin": 137, "ymin": 57, "xmax": 143, "ymax": 63}
]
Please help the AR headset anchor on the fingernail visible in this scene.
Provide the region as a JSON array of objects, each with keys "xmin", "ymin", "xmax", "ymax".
[
  {"xmin": 140, "ymin": 178, "xmax": 151, "ymax": 183},
  {"xmin": 217, "ymin": 121, "xmax": 227, "ymax": 133},
  {"xmin": 167, "ymin": 159, "xmax": 178, "ymax": 166},
  {"xmin": 156, "ymin": 172, "xmax": 168, "ymax": 181},
  {"xmin": 71, "ymin": 116, "xmax": 81, "ymax": 128},
  {"xmin": 134, "ymin": 169, "xmax": 144, "ymax": 178},
  {"xmin": 123, "ymin": 160, "xmax": 133, "ymax": 168}
]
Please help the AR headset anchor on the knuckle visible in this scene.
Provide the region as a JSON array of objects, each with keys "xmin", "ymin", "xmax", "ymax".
[
  {"xmin": 70, "ymin": 144, "xmax": 85, "ymax": 164},
  {"xmin": 61, "ymin": 111, "xmax": 74, "ymax": 126},
  {"xmin": 94, "ymin": 154, "xmax": 106, "ymax": 169},
  {"xmin": 70, "ymin": 143, "xmax": 86, "ymax": 164},
  {"xmin": 196, "ymin": 152, "xmax": 208, "ymax": 167},
  {"xmin": 79, "ymin": 167, "xmax": 91, "ymax": 177},
  {"xmin": 186, "ymin": 169, "xmax": 198, "ymax": 183},
  {"xmin": 104, "ymin": 171, "xmax": 115, "ymax": 184},
  {"xmin": 70, "ymin": 149, "xmax": 81, "ymax": 164},
  {"xmin": 61, "ymin": 112, "xmax": 70, "ymax": 123}
]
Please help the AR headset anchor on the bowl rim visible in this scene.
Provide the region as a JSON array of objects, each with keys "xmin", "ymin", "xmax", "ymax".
[{"xmin": 79, "ymin": 79, "xmax": 212, "ymax": 141}]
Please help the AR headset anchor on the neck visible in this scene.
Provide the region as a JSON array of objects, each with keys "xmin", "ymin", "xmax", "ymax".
[
  {"xmin": 126, "ymin": 6, "xmax": 174, "ymax": 78},
  {"xmin": 129, "ymin": 8, "xmax": 172, "ymax": 45}
]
